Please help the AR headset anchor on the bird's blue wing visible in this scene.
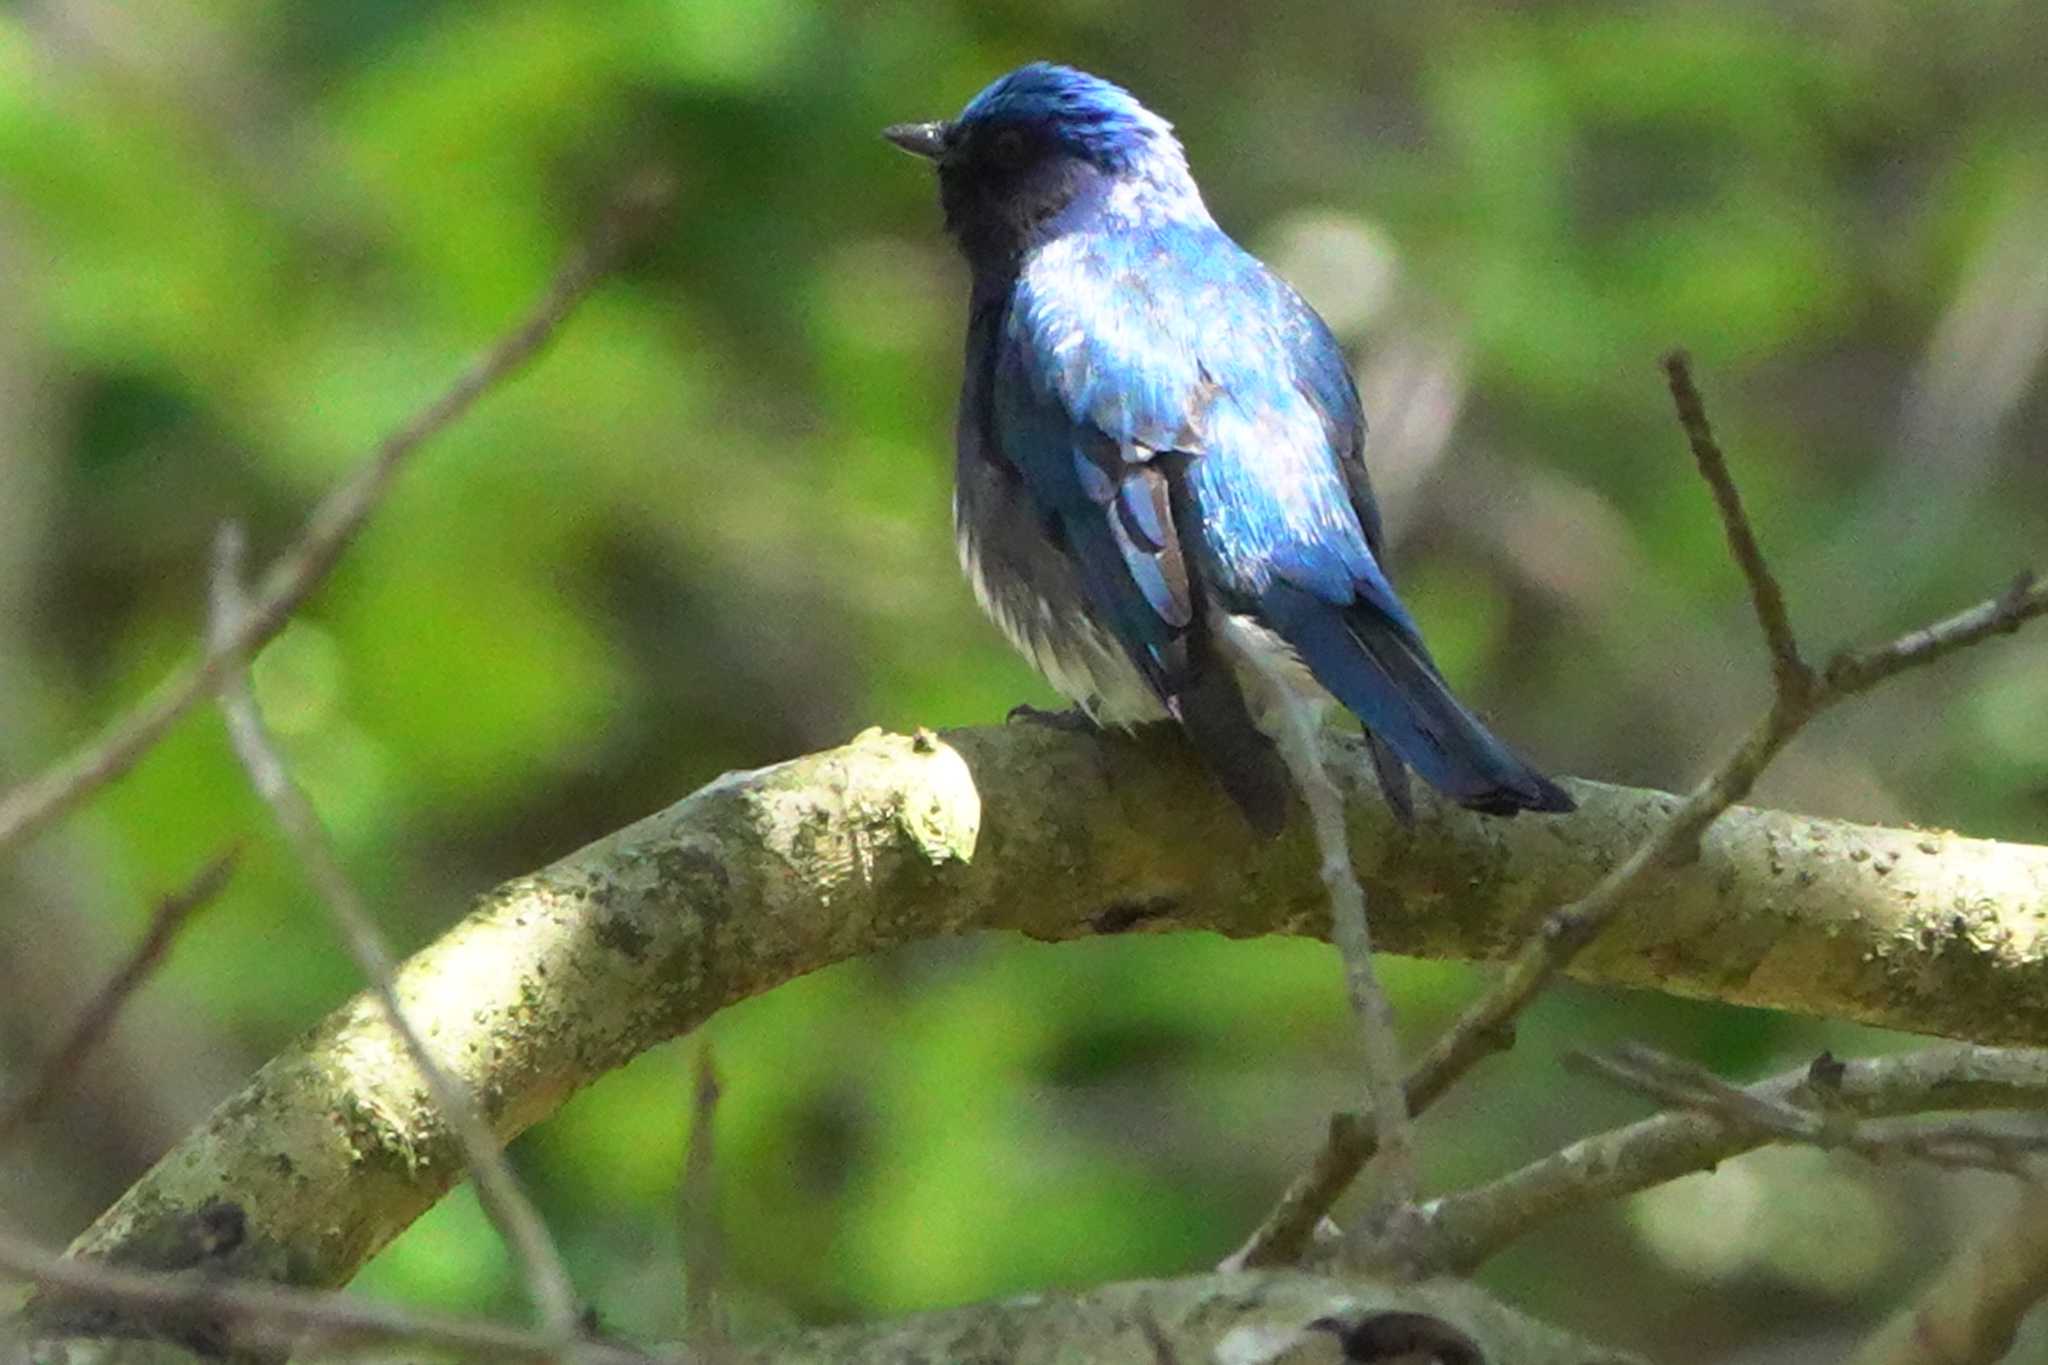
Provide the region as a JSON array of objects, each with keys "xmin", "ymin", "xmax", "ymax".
[
  {"xmin": 1281, "ymin": 284, "xmax": 1388, "ymax": 557},
  {"xmin": 985, "ymin": 232, "xmax": 1305, "ymax": 830},
  {"xmin": 995, "ymin": 227, "xmax": 1570, "ymax": 817},
  {"xmin": 991, "ymin": 238, "xmax": 1209, "ymax": 697},
  {"xmin": 997, "ymin": 228, "xmax": 1412, "ymax": 630},
  {"xmin": 1185, "ymin": 255, "xmax": 1570, "ymax": 814}
]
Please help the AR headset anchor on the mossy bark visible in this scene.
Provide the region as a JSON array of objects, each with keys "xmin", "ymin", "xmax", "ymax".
[{"xmin": 20, "ymin": 722, "xmax": 2048, "ymax": 1354}]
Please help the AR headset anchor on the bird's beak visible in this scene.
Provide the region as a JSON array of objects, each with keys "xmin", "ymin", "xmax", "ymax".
[{"xmin": 882, "ymin": 120, "xmax": 951, "ymax": 162}]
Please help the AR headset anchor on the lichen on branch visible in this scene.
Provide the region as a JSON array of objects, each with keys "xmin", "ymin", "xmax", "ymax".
[{"xmin": 33, "ymin": 719, "xmax": 2048, "ymax": 1313}]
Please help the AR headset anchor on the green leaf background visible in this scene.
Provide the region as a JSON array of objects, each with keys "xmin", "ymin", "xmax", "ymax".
[{"xmin": 2, "ymin": 2, "xmax": 2045, "ymax": 1358}]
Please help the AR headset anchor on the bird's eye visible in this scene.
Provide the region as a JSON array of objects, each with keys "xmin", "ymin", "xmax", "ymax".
[{"xmin": 988, "ymin": 128, "xmax": 1030, "ymax": 170}]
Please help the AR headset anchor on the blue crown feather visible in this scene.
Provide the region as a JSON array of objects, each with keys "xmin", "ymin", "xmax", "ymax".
[{"xmin": 956, "ymin": 63, "xmax": 1180, "ymax": 169}]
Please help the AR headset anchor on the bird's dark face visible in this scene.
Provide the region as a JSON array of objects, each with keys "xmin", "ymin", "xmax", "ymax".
[
  {"xmin": 886, "ymin": 63, "xmax": 1195, "ymax": 272},
  {"xmin": 913, "ymin": 112, "xmax": 1102, "ymax": 270}
]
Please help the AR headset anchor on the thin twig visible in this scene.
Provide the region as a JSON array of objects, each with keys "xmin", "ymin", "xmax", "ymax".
[
  {"xmin": 1849, "ymin": 1179, "xmax": 2048, "ymax": 1365},
  {"xmin": 1238, "ymin": 642, "xmax": 1420, "ymax": 1217},
  {"xmin": 1571, "ymin": 1043, "xmax": 2048, "ymax": 1173},
  {"xmin": 0, "ymin": 170, "xmax": 674, "ymax": 865},
  {"xmin": 1568, "ymin": 1043, "xmax": 1800, "ymax": 1131},
  {"xmin": 680, "ymin": 1045, "xmax": 727, "ymax": 1355},
  {"xmin": 0, "ymin": 1222, "xmax": 665, "ymax": 1365},
  {"xmin": 1664, "ymin": 350, "xmax": 1810, "ymax": 696},
  {"xmin": 1228, "ymin": 355, "xmax": 2048, "ymax": 1271},
  {"xmin": 1234, "ymin": 687, "xmax": 1808, "ymax": 1269},
  {"xmin": 0, "ymin": 847, "xmax": 238, "ymax": 1147},
  {"xmin": 1826, "ymin": 568, "xmax": 2047, "ymax": 694},
  {"xmin": 1405, "ymin": 1045, "xmax": 2048, "ymax": 1277},
  {"xmin": 208, "ymin": 525, "xmax": 583, "ymax": 1348}
]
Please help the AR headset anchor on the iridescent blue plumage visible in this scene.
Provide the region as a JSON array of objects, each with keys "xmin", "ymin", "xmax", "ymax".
[{"xmin": 888, "ymin": 63, "xmax": 1572, "ymax": 832}]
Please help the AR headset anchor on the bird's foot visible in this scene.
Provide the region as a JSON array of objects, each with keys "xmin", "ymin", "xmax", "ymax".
[{"xmin": 1006, "ymin": 702, "xmax": 1098, "ymax": 733}]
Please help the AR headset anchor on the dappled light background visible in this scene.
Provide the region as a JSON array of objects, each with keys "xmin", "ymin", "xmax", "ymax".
[{"xmin": 2, "ymin": 2, "xmax": 2046, "ymax": 1360}]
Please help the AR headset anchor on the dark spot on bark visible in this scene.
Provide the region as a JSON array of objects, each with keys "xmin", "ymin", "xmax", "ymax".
[
  {"xmin": 189, "ymin": 1200, "xmax": 246, "ymax": 1260},
  {"xmin": 1807, "ymin": 1050, "xmax": 1845, "ymax": 1091},
  {"xmin": 656, "ymin": 845, "xmax": 734, "ymax": 931},
  {"xmin": 25, "ymin": 1200, "xmax": 261, "ymax": 1358},
  {"xmin": 594, "ymin": 913, "xmax": 652, "ymax": 962},
  {"xmin": 1310, "ymin": 1310, "xmax": 1485, "ymax": 1363},
  {"xmin": 1090, "ymin": 897, "xmax": 1176, "ymax": 934},
  {"xmin": 1007, "ymin": 701, "xmax": 1096, "ymax": 731}
]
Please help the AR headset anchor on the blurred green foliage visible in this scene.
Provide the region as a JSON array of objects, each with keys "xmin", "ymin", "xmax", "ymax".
[{"xmin": 3, "ymin": 1, "xmax": 2046, "ymax": 1359}]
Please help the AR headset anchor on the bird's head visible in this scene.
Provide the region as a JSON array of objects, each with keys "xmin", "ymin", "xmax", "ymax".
[{"xmin": 885, "ymin": 63, "xmax": 1204, "ymax": 270}]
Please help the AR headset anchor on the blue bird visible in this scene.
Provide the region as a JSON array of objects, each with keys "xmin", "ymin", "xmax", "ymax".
[{"xmin": 887, "ymin": 64, "xmax": 1573, "ymax": 835}]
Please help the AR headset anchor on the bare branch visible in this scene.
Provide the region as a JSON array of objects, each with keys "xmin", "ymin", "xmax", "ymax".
[
  {"xmin": 0, "ymin": 1222, "xmax": 660, "ymax": 1365},
  {"xmin": 1231, "ymin": 354, "xmax": 2048, "ymax": 1271},
  {"xmin": 0, "ymin": 170, "xmax": 673, "ymax": 865},
  {"xmin": 1403, "ymin": 559, "xmax": 2045, "ymax": 1103},
  {"xmin": 680, "ymin": 1046, "xmax": 727, "ymax": 1356},
  {"xmin": 1408, "ymin": 1045, "xmax": 2048, "ymax": 1277},
  {"xmin": 0, "ymin": 847, "xmax": 238, "ymax": 1147},
  {"xmin": 1663, "ymin": 349, "xmax": 1810, "ymax": 696},
  {"xmin": 1199, "ymin": 610, "xmax": 1426, "ymax": 1260},
  {"xmin": 1240, "ymin": 647, "xmax": 1420, "ymax": 1217},
  {"xmin": 28, "ymin": 722, "xmax": 2048, "ymax": 1319},
  {"xmin": 1826, "ymin": 569, "xmax": 2048, "ymax": 695},
  {"xmin": 8, "ymin": 1237, "xmax": 1637, "ymax": 1365},
  {"xmin": 1571, "ymin": 1043, "xmax": 2048, "ymax": 1173},
  {"xmin": 1848, "ymin": 1179, "xmax": 2048, "ymax": 1365},
  {"xmin": 1234, "ymin": 703, "xmax": 1806, "ymax": 1268},
  {"xmin": 208, "ymin": 524, "xmax": 582, "ymax": 1346}
]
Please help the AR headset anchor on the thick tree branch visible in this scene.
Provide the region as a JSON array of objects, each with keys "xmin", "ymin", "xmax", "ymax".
[
  {"xmin": 729, "ymin": 1270, "xmax": 1644, "ymax": 1364},
  {"xmin": 4, "ymin": 1243, "xmax": 1639, "ymax": 1365},
  {"xmin": 11, "ymin": 718, "xmax": 2044, "ymax": 1338}
]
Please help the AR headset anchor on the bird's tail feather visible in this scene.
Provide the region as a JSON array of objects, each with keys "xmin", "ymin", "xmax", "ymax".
[
  {"xmin": 1171, "ymin": 659, "xmax": 1293, "ymax": 837},
  {"xmin": 1362, "ymin": 729, "xmax": 1416, "ymax": 827},
  {"xmin": 1262, "ymin": 584, "xmax": 1574, "ymax": 817}
]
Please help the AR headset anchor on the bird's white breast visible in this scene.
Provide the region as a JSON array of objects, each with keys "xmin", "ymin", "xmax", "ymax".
[{"xmin": 953, "ymin": 493, "xmax": 1167, "ymax": 726}]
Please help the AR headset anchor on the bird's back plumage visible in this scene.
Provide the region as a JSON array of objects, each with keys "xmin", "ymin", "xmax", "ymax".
[{"xmin": 898, "ymin": 63, "xmax": 1573, "ymax": 830}]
